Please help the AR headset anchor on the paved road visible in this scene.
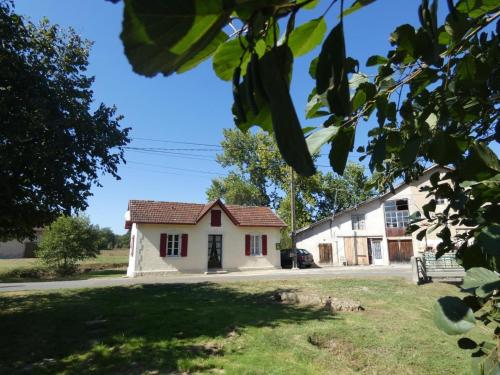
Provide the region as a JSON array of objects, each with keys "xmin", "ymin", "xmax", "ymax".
[{"xmin": 0, "ymin": 265, "xmax": 412, "ymax": 293}]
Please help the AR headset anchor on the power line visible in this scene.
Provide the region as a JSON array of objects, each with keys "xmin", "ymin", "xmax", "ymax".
[
  {"xmin": 124, "ymin": 149, "xmax": 217, "ymax": 162},
  {"xmin": 127, "ymin": 160, "xmax": 227, "ymax": 176},
  {"xmin": 121, "ymin": 166, "xmax": 224, "ymax": 179},
  {"xmin": 132, "ymin": 137, "xmax": 222, "ymax": 148}
]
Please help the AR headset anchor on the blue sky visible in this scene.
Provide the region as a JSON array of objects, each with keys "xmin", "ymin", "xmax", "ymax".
[{"xmin": 15, "ymin": 0, "xmax": 450, "ymax": 233}]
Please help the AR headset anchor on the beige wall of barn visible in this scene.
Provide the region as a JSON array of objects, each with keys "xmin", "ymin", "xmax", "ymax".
[
  {"xmin": 127, "ymin": 203, "xmax": 282, "ymax": 276},
  {"xmin": 296, "ymin": 167, "xmax": 461, "ymax": 266}
]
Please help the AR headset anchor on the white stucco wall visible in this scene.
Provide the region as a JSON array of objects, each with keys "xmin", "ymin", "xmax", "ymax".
[
  {"xmin": 296, "ymin": 168, "xmax": 451, "ymax": 266},
  {"xmin": 127, "ymin": 204, "xmax": 282, "ymax": 276},
  {"xmin": 0, "ymin": 230, "xmax": 43, "ymax": 259},
  {"xmin": 0, "ymin": 240, "xmax": 26, "ymax": 259}
]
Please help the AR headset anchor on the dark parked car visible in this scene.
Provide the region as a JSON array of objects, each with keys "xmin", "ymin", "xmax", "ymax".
[{"xmin": 280, "ymin": 248, "xmax": 314, "ymax": 268}]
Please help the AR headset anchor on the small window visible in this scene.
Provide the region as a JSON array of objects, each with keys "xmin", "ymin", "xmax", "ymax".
[
  {"xmin": 250, "ymin": 234, "xmax": 262, "ymax": 256},
  {"xmin": 351, "ymin": 214, "xmax": 366, "ymax": 230},
  {"xmin": 167, "ymin": 234, "xmax": 179, "ymax": 256},
  {"xmin": 211, "ymin": 210, "xmax": 221, "ymax": 227}
]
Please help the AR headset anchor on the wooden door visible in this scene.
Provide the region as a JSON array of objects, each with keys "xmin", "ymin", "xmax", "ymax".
[
  {"xmin": 343, "ymin": 237, "xmax": 369, "ymax": 265},
  {"xmin": 319, "ymin": 243, "xmax": 332, "ymax": 264},
  {"xmin": 344, "ymin": 237, "xmax": 356, "ymax": 265},
  {"xmin": 355, "ymin": 238, "xmax": 369, "ymax": 265},
  {"xmin": 387, "ymin": 239, "xmax": 413, "ymax": 262}
]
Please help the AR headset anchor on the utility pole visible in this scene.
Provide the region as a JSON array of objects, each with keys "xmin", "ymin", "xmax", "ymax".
[{"xmin": 290, "ymin": 166, "xmax": 298, "ymax": 269}]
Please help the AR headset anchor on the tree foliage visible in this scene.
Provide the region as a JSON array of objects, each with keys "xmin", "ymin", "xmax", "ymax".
[
  {"xmin": 0, "ymin": 1, "xmax": 130, "ymax": 240},
  {"xmin": 206, "ymin": 129, "xmax": 372, "ymax": 229},
  {"xmin": 112, "ymin": 0, "xmax": 499, "ymax": 370},
  {"xmin": 36, "ymin": 216, "xmax": 100, "ymax": 275}
]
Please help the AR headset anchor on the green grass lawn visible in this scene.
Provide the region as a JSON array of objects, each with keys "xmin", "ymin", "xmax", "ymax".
[
  {"xmin": 0, "ymin": 249, "xmax": 129, "ymax": 282},
  {"xmin": 0, "ymin": 278, "xmax": 487, "ymax": 374}
]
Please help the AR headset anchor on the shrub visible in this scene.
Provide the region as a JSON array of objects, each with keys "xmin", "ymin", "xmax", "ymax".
[{"xmin": 36, "ymin": 216, "xmax": 99, "ymax": 275}]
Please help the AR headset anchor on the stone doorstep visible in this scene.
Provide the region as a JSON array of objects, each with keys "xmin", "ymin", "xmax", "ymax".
[{"xmin": 204, "ymin": 269, "xmax": 229, "ymax": 275}]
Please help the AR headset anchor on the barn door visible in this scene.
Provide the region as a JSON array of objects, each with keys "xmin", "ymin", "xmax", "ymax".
[
  {"xmin": 319, "ymin": 243, "xmax": 333, "ymax": 264},
  {"xmin": 343, "ymin": 238, "xmax": 356, "ymax": 265},
  {"xmin": 355, "ymin": 238, "xmax": 369, "ymax": 265},
  {"xmin": 387, "ymin": 240, "xmax": 413, "ymax": 263}
]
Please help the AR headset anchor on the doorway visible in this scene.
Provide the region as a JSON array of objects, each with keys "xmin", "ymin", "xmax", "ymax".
[
  {"xmin": 208, "ymin": 235, "xmax": 222, "ymax": 269},
  {"xmin": 318, "ymin": 243, "xmax": 333, "ymax": 264},
  {"xmin": 387, "ymin": 239, "xmax": 413, "ymax": 263},
  {"xmin": 368, "ymin": 238, "xmax": 384, "ymax": 265}
]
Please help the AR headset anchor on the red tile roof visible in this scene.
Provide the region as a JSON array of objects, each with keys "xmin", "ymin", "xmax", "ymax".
[{"xmin": 127, "ymin": 199, "xmax": 286, "ymax": 228}]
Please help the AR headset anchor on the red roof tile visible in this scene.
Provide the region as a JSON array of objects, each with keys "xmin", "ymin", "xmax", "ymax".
[{"xmin": 127, "ymin": 200, "xmax": 286, "ymax": 228}]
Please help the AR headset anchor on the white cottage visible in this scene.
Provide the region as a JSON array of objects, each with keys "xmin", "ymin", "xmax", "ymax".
[
  {"xmin": 296, "ymin": 166, "xmax": 459, "ymax": 266},
  {"xmin": 125, "ymin": 199, "xmax": 286, "ymax": 276}
]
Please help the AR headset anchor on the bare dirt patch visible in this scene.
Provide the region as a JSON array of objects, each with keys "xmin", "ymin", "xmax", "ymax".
[{"xmin": 274, "ymin": 291, "xmax": 364, "ymax": 312}]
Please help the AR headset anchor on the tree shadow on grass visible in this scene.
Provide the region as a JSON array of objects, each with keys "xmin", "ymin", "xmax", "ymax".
[{"xmin": 0, "ymin": 282, "xmax": 336, "ymax": 374}]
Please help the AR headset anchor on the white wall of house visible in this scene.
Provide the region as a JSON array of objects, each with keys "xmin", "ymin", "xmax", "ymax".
[
  {"xmin": 0, "ymin": 240, "xmax": 26, "ymax": 259},
  {"xmin": 0, "ymin": 230, "xmax": 43, "ymax": 259},
  {"xmin": 296, "ymin": 168, "xmax": 452, "ymax": 266},
  {"xmin": 127, "ymin": 203, "xmax": 282, "ymax": 276}
]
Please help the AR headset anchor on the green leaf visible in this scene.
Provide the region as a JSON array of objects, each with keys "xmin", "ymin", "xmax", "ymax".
[
  {"xmin": 476, "ymin": 224, "xmax": 500, "ymax": 256},
  {"xmin": 433, "ymin": 296, "xmax": 476, "ymax": 335},
  {"xmin": 305, "ymin": 91, "xmax": 328, "ymax": 119},
  {"xmin": 177, "ymin": 31, "xmax": 228, "ymax": 73},
  {"xmin": 309, "ymin": 57, "xmax": 318, "ymax": 79},
  {"xmin": 329, "ymin": 126, "xmax": 355, "ymax": 175},
  {"xmin": 316, "ymin": 23, "xmax": 354, "ymax": 117},
  {"xmin": 300, "ymin": 0, "xmax": 320, "ymax": 10},
  {"xmin": 389, "ymin": 24, "xmax": 417, "ymax": 62},
  {"xmin": 212, "ymin": 38, "xmax": 248, "ymax": 81},
  {"xmin": 306, "ymin": 126, "xmax": 339, "ymax": 156},
  {"xmin": 462, "ymin": 267, "xmax": 500, "ymax": 298},
  {"xmin": 462, "ymin": 267, "xmax": 499, "ymax": 289},
  {"xmin": 400, "ymin": 137, "xmax": 421, "ymax": 166},
  {"xmin": 428, "ymin": 133, "xmax": 462, "ymax": 165},
  {"xmin": 366, "ymin": 55, "xmax": 388, "ymax": 66},
  {"xmin": 258, "ymin": 45, "xmax": 315, "ymax": 176},
  {"xmin": 121, "ymin": 0, "xmax": 231, "ymax": 77},
  {"xmin": 288, "ymin": 17, "xmax": 327, "ymax": 57},
  {"xmin": 342, "ymin": 0, "xmax": 377, "ymax": 17},
  {"xmin": 351, "ymin": 82, "xmax": 376, "ymax": 112},
  {"xmin": 472, "ymin": 143, "xmax": 500, "ymax": 173},
  {"xmin": 316, "ymin": 22, "xmax": 351, "ymax": 116},
  {"xmin": 456, "ymin": 0, "xmax": 499, "ymax": 18}
]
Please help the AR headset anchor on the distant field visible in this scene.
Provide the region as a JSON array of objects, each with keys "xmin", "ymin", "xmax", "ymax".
[
  {"xmin": 0, "ymin": 248, "xmax": 129, "ymax": 282},
  {"xmin": 0, "ymin": 278, "xmax": 487, "ymax": 374}
]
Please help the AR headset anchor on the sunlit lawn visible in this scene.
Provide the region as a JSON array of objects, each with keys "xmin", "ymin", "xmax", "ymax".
[
  {"xmin": 0, "ymin": 278, "xmax": 486, "ymax": 374},
  {"xmin": 0, "ymin": 249, "xmax": 128, "ymax": 282}
]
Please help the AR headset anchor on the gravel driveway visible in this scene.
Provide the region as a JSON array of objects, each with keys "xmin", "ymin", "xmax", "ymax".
[{"xmin": 0, "ymin": 265, "xmax": 411, "ymax": 292}]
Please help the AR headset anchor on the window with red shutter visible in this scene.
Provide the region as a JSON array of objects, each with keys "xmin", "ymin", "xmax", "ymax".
[
  {"xmin": 245, "ymin": 234, "xmax": 251, "ymax": 256},
  {"xmin": 130, "ymin": 235, "xmax": 135, "ymax": 257},
  {"xmin": 262, "ymin": 235, "xmax": 267, "ymax": 256},
  {"xmin": 181, "ymin": 234, "xmax": 188, "ymax": 257},
  {"xmin": 211, "ymin": 210, "xmax": 221, "ymax": 227},
  {"xmin": 160, "ymin": 233, "xmax": 167, "ymax": 257}
]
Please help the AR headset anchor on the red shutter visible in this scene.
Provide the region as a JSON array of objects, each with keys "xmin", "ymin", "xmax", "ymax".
[
  {"xmin": 160, "ymin": 233, "xmax": 167, "ymax": 257},
  {"xmin": 262, "ymin": 235, "xmax": 267, "ymax": 256},
  {"xmin": 130, "ymin": 235, "xmax": 135, "ymax": 257},
  {"xmin": 245, "ymin": 234, "xmax": 251, "ymax": 256},
  {"xmin": 211, "ymin": 210, "xmax": 221, "ymax": 227},
  {"xmin": 181, "ymin": 234, "xmax": 188, "ymax": 257}
]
